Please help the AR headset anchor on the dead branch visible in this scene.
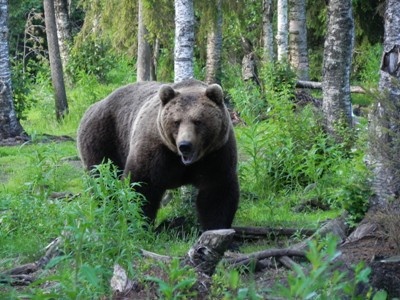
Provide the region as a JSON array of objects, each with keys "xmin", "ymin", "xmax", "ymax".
[
  {"xmin": 296, "ymin": 80, "xmax": 366, "ymax": 94},
  {"xmin": 233, "ymin": 226, "xmax": 314, "ymax": 240},
  {"xmin": 226, "ymin": 248, "xmax": 306, "ymax": 269},
  {"xmin": 140, "ymin": 249, "xmax": 173, "ymax": 263},
  {"xmin": 0, "ymin": 237, "xmax": 62, "ymax": 285},
  {"xmin": 275, "ymin": 216, "xmax": 348, "ymax": 272},
  {"xmin": 289, "ymin": 216, "xmax": 348, "ymax": 252},
  {"xmin": 227, "ymin": 216, "xmax": 348, "ymax": 272}
]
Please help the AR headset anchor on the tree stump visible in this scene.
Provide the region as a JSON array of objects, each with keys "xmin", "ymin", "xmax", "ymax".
[{"xmin": 183, "ymin": 229, "xmax": 236, "ymax": 276}]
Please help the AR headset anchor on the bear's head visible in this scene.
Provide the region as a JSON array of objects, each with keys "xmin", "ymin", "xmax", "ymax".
[{"xmin": 157, "ymin": 83, "xmax": 231, "ymax": 165}]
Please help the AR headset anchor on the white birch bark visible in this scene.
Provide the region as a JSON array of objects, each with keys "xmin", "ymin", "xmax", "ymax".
[
  {"xmin": 205, "ymin": 0, "xmax": 222, "ymax": 84},
  {"xmin": 54, "ymin": 0, "xmax": 71, "ymax": 68},
  {"xmin": 262, "ymin": 0, "xmax": 274, "ymax": 63},
  {"xmin": 288, "ymin": 0, "xmax": 309, "ymax": 80},
  {"xmin": 322, "ymin": 0, "xmax": 354, "ymax": 137},
  {"xmin": 0, "ymin": 0, "xmax": 25, "ymax": 139},
  {"xmin": 369, "ymin": 0, "xmax": 400, "ymax": 206},
  {"xmin": 276, "ymin": 0, "xmax": 288, "ymax": 61},
  {"xmin": 174, "ymin": 0, "xmax": 194, "ymax": 82}
]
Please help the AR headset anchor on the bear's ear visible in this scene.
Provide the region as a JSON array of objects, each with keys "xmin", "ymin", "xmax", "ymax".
[
  {"xmin": 159, "ymin": 85, "xmax": 176, "ymax": 105},
  {"xmin": 205, "ymin": 84, "xmax": 224, "ymax": 105}
]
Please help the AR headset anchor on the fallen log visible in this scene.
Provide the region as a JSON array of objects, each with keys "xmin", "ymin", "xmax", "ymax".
[
  {"xmin": 233, "ymin": 226, "xmax": 314, "ymax": 240},
  {"xmin": 296, "ymin": 80, "xmax": 366, "ymax": 94}
]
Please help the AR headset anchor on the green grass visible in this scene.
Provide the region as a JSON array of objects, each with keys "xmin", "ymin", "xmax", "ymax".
[{"xmin": 0, "ymin": 134, "xmax": 344, "ymax": 298}]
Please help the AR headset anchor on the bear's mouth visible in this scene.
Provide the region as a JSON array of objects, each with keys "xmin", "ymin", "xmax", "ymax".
[{"xmin": 181, "ymin": 153, "xmax": 196, "ymax": 165}]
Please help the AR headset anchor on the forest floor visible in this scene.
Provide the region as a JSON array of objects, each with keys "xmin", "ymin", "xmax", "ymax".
[{"xmin": 1, "ymin": 137, "xmax": 398, "ymax": 298}]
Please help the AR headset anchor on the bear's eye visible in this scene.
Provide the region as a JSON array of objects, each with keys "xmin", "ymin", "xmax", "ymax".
[
  {"xmin": 193, "ymin": 120, "xmax": 202, "ymax": 126},
  {"xmin": 174, "ymin": 120, "xmax": 181, "ymax": 127}
]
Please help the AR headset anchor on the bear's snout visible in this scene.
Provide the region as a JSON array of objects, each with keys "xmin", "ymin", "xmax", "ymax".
[
  {"xmin": 177, "ymin": 141, "xmax": 197, "ymax": 165},
  {"xmin": 178, "ymin": 141, "xmax": 193, "ymax": 154}
]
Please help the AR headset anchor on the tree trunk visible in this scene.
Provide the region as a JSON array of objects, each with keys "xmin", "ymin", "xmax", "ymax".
[
  {"xmin": 369, "ymin": 0, "xmax": 400, "ymax": 206},
  {"xmin": 174, "ymin": 0, "xmax": 194, "ymax": 82},
  {"xmin": 205, "ymin": 0, "xmax": 222, "ymax": 85},
  {"xmin": 322, "ymin": 0, "xmax": 354, "ymax": 138},
  {"xmin": 0, "ymin": 0, "xmax": 25, "ymax": 140},
  {"xmin": 262, "ymin": 0, "xmax": 274, "ymax": 63},
  {"xmin": 276, "ymin": 0, "xmax": 288, "ymax": 61},
  {"xmin": 150, "ymin": 38, "xmax": 159, "ymax": 81},
  {"xmin": 288, "ymin": 0, "xmax": 309, "ymax": 80},
  {"xmin": 338, "ymin": 3, "xmax": 400, "ymax": 297},
  {"xmin": 137, "ymin": 0, "xmax": 152, "ymax": 82},
  {"xmin": 54, "ymin": 0, "xmax": 71, "ymax": 68},
  {"xmin": 43, "ymin": 0, "xmax": 68, "ymax": 121}
]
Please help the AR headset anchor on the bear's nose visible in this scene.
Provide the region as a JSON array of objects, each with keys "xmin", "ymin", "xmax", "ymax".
[{"xmin": 178, "ymin": 141, "xmax": 193, "ymax": 154}]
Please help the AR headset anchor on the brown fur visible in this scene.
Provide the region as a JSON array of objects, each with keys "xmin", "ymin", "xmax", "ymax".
[{"xmin": 77, "ymin": 79, "xmax": 239, "ymax": 230}]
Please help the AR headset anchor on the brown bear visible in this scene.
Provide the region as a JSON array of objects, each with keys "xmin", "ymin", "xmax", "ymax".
[{"xmin": 77, "ymin": 79, "xmax": 239, "ymax": 230}]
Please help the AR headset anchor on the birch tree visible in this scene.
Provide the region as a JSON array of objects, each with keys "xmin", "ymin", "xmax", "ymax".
[
  {"xmin": 339, "ymin": 4, "xmax": 400, "ymax": 295},
  {"xmin": 0, "ymin": 0, "xmax": 25, "ymax": 140},
  {"xmin": 137, "ymin": 0, "xmax": 151, "ymax": 81},
  {"xmin": 369, "ymin": 0, "xmax": 400, "ymax": 206},
  {"xmin": 43, "ymin": 0, "xmax": 68, "ymax": 120},
  {"xmin": 54, "ymin": 0, "xmax": 71, "ymax": 68},
  {"xmin": 174, "ymin": 0, "xmax": 194, "ymax": 82},
  {"xmin": 276, "ymin": 0, "xmax": 288, "ymax": 61},
  {"xmin": 262, "ymin": 0, "xmax": 274, "ymax": 63},
  {"xmin": 288, "ymin": 0, "xmax": 309, "ymax": 80},
  {"xmin": 322, "ymin": 0, "xmax": 354, "ymax": 138},
  {"xmin": 205, "ymin": 0, "xmax": 222, "ymax": 84}
]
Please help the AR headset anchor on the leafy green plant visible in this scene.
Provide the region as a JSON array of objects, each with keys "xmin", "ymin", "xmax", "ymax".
[
  {"xmin": 57, "ymin": 162, "xmax": 148, "ymax": 298},
  {"xmin": 66, "ymin": 38, "xmax": 117, "ymax": 83},
  {"xmin": 271, "ymin": 235, "xmax": 372, "ymax": 299},
  {"xmin": 146, "ymin": 258, "xmax": 197, "ymax": 299}
]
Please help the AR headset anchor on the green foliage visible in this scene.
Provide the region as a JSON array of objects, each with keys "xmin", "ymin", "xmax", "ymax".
[
  {"xmin": 354, "ymin": 43, "xmax": 382, "ymax": 88},
  {"xmin": 10, "ymin": 58, "xmax": 37, "ymax": 120},
  {"xmin": 210, "ymin": 269, "xmax": 262, "ymax": 300},
  {"xmin": 146, "ymin": 258, "xmax": 197, "ymax": 299},
  {"xmin": 261, "ymin": 61, "xmax": 297, "ymax": 99},
  {"xmin": 232, "ymin": 61, "xmax": 371, "ymax": 224},
  {"xmin": 66, "ymin": 38, "xmax": 120, "ymax": 83},
  {"xmin": 55, "ymin": 162, "xmax": 148, "ymax": 298},
  {"xmin": 271, "ymin": 235, "xmax": 371, "ymax": 299}
]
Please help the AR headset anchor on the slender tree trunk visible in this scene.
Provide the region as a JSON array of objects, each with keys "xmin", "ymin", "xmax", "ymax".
[
  {"xmin": 150, "ymin": 38, "xmax": 159, "ymax": 81},
  {"xmin": 0, "ymin": 0, "xmax": 25, "ymax": 140},
  {"xmin": 54, "ymin": 0, "xmax": 71, "ymax": 68},
  {"xmin": 262, "ymin": 0, "xmax": 274, "ymax": 63},
  {"xmin": 137, "ymin": 0, "xmax": 152, "ymax": 82},
  {"xmin": 205, "ymin": 0, "xmax": 222, "ymax": 85},
  {"xmin": 43, "ymin": 0, "xmax": 68, "ymax": 121},
  {"xmin": 276, "ymin": 0, "xmax": 288, "ymax": 61},
  {"xmin": 288, "ymin": 0, "xmax": 309, "ymax": 80},
  {"xmin": 174, "ymin": 0, "xmax": 194, "ymax": 82},
  {"xmin": 322, "ymin": 0, "xmax": 354, "ymax": 138},
  {"xmin": 369, "ymin": 0, "xmax": 400, "ymax": 206}
]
